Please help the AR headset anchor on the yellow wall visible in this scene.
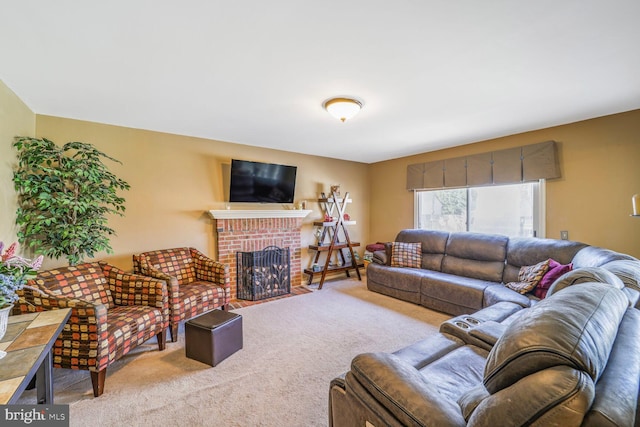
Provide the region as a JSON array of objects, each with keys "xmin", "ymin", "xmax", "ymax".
[
  {"xmin": 34, "ymin": 115, "xmax": 370, "ymax": 277},
  {"xmin": 0, "ymin": 81, "xmax": 35, "ymax": 245},
  {"xmin": 369, "ymin": 109, "xmax": 640, "ymax": 258}
]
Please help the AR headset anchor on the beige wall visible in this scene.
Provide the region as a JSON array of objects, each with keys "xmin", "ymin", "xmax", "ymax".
[
  {"xmin": 369, "ymin": 109, "xmax": 640, "ymax": 258},
  {"xmin": 0, "ymin": 80, "xmax": 35, "ymax": 245},
  {"xmin": 34, "ymin": 115, "xmax": 370, "ymax": 277}
]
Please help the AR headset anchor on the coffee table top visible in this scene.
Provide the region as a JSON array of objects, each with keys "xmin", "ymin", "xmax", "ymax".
[{"xmin": 0, "ymin": 309, "xmax": 71, "ymax": 404}]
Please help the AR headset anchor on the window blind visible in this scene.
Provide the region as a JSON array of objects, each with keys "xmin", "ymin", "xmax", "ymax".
[{"xmin": 406, "ymin": 140, "xmax": 560, "ymax": 190}]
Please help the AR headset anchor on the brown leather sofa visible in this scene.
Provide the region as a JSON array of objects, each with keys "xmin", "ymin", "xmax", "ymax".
[
  {"xmin": 367, "ymin": 229, "xmax": 639, "ymax": 315},
  {"xmin": 330, "ymin": 274, "xmax": 640, "ymax": 426}
]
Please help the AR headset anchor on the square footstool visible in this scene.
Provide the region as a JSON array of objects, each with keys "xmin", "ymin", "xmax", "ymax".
[{"xmin": 185, "ymin": 310, "xmax": 243, "ymax": 367}]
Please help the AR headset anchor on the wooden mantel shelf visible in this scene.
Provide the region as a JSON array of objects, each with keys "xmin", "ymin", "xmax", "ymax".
[{"xmin": 208, "ymin": 209, "xmax": 312, "ymax": 219}]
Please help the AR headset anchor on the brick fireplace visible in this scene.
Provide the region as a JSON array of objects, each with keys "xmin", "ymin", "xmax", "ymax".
[{"xmin": 209, "ymin": 209, "xmax": 311, "ymax": 301}]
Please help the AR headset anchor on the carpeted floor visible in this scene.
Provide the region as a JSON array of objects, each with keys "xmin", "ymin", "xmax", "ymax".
[{"xmin": 18, "ymin": 278, "xmax": 450, "ymax": 426}]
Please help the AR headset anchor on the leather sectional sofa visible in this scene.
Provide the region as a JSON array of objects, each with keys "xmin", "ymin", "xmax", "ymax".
[
  {"xmin": 329, "ymin": 230, "xmax": 640, "ymax": 426},
  {"xmin": 366, "ymin": 229, "xmax": 639, "ymax": 314}
]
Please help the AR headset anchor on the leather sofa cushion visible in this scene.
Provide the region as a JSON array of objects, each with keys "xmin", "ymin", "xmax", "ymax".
[
  {"xmin": 572, "ymin": 245, "xmax": 637, "ymax": 268},
  {"xmin": 366, "ymin": 263, "xmax": 422, "ymax": 304},
  {"xmin": 393, "ymin": 333, "xmax": 465, "ymax": 370},
  {"xmin": 583, "ymin": 308, "xmax": 640, "ymax": 426},
  {"xmin": 547, "ymin": 267, "xmax": 624, "ymax": 298},
  {"xmin": 350, "ymin": 348, "xmax": 485, "ymax": 427},
  {"xmin": 444, "ymin": 232, "xmax": 508, "ymax": 262},
  {"xmin": 468, "ymin": 366, "xmax": 594, "ymax": 426},
  {"xmin": 396, "ymin": 229, "xmax": 449, "ymax": 271},
  {"xmin": 421, "ymin": 271, "xmax": 497, "ymax": 311},
  {"xmin": 602, "ymin": 259, "xmax": 640, "ymax": 291},
  {"xmin": 484, "ymin": 282, "xmax": 628, "ymax": 394},
  {"xmin": 442, "ymin": 232, "xmax": 507, "ymax": 282},
  {"xmin": 503, "ymin": 237, "xmax": 585, "ymax": 283}
]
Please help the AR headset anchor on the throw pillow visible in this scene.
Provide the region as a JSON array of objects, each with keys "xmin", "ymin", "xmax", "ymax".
[
  {"xmin": 505, "ymin": 259, "xmax": 551, "ymax": 294},
  {"xmin": 390, "ymin": 242, "xmax": 422, "ymax": 268},
  {"xmin": 533, "ymin": 259, "xmax": 573, "ymax": 299},
  {"xmin": 365, "ymin": 242, "xmax": 386, "ymax": 252}
]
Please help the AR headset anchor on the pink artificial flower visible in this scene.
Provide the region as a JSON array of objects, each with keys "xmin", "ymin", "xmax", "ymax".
[
  {"xmin": 2, "ymin": 242, "xmax": 17, "ymax": 261},
  {"xmin": 31, "ymin": 255, "xmax": 44, "ymax": 270}
]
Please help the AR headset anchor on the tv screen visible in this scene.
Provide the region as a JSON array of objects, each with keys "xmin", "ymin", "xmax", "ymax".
[{"xmin": 229, "ymin": 159, "xmax": 297, "ymax": 203}]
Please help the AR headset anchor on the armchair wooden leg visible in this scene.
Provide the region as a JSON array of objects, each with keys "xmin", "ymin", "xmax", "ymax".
[
  {"xmin": 157, "ymin": 329, "xmax": 166, "ymax": 351},
  {"xmin": 170, "ymin": 324, "xmax": 179, "ymax": 342},
  {"xmin": 222, "ymin": 303, "xmax": 229, "ymax": 311},
  {"xmin": 91, "ymin": 369, "xmax": 107, "ymax": 397}
]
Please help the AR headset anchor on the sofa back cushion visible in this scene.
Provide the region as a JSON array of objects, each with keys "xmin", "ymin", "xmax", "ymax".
[
  {"xmin": 139, "ymin": 247, "xmax": 197, "ymax": 286},
  {"xmin": 34, "ymin": 262, "xmax": 114, "ymax": 309},
  {"xmin": 503, "ymin": 237, "xmax": 585, "ymax": 283},
  {"xmin": 602, "ymin": 259, "xmax": 640, "ymax": 292},
  {"xmin": 483, "ymin": 282, "xmax": 628, "ymax": 394},
  {"xmin": 395, "ymin": 229, "xmax": 449, "ymax": 271},
  {"xmin": 547, "ymin": 267, "xmax": 624, "ymax": 298},
  {"xmin": 441, "ymin": 232, "xmax": 508, "ymax": 282},
  {"xmin": 571, "ymin": 245, "xmax": 637, "ymax": 268}
]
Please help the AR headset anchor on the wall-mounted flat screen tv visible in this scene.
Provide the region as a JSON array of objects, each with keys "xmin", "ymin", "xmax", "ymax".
[{"xmin": 229, "ymin": 159, "xmax": 297, "ymax": 203}]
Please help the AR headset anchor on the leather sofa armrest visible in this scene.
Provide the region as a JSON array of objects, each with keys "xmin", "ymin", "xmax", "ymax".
[
  {"xmin": 483, "ymin": 284, "xmax": 532, "ymax": 308},
  {"xmin": 372, "ymin": 250, "xmax": 388, "ymax": 265},
  {"xmin": 440, "ymin": 317, "xmax": 507, "ymax": 350},
  {"xmin": 468, "ymin": 321, "xmax": 506, "ymax": 347},
  {"xmin": 349, "ymin": 352, "xmax": 466, "ymax": 426}
]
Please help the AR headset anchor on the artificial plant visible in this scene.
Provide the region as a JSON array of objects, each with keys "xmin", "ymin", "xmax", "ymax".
[{"xmin": 12, "ymin": 137, "xmax": 130, "ymax": 266}]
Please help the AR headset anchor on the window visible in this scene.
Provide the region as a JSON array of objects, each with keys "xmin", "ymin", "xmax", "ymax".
[{"xmin": 414, "ymin": 181, "xmax": 544, "ymax": 237}]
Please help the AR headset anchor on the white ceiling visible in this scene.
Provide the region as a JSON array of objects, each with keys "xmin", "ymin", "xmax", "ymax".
[{"xmin": 1, "ymin": 1, "xmax": 639, "ymax": 163}]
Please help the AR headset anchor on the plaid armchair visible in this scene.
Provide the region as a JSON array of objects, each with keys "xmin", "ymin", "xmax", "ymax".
[
  {"xmin": 132, "ymin": 247, "xmax": 230, "ymax": 342},
  {"xmin": 14, "ymin": 261, "xmax": 169, "ymax": 397}
]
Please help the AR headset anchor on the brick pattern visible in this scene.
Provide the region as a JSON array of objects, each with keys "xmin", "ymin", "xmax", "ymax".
[{"xmin": 216, "ymin": 217, "xmax": 304, "ymax": 300}]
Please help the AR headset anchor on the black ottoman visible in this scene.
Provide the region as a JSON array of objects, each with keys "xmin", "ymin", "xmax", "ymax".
[{"xmin": 185, "ymin": 310, "xmax": 243, "ymax": 367}]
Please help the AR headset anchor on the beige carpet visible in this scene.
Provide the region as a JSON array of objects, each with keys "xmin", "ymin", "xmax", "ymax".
[{"xmin": 19, "ymin": 278, "xmax": 450, "ymax": 426}]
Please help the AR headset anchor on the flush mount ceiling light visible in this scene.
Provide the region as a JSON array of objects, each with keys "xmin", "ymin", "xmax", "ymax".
[{"xmin": 323, "ymin": 97, "xmax": 363, "ymax": 122}]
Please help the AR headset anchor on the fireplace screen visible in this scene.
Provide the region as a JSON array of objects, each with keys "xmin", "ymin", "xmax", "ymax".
[{"xmin": 236, "ymin": 246, "xmax": 291, "ymax": 301}]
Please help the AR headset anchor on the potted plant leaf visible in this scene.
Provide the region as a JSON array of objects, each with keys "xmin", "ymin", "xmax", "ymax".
[{"xmin": 12, "ymin": 137, "xmax": 130, "ymax": 266}]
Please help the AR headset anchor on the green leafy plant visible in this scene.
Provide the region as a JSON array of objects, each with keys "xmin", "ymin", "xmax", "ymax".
[{"xmin": 12, "ymin": 137, "xmax": 130, "ymax": 266}]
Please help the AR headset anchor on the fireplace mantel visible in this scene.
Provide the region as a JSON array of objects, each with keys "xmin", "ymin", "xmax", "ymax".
[{"xmin": 208, "ymin": 209, "xmax": 312, "ymax": 219}]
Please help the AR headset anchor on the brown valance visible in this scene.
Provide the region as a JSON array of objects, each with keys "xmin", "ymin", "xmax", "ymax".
[{"xmin": 406, "ymin": 141, "xmax": 560, "ymax": 190}]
